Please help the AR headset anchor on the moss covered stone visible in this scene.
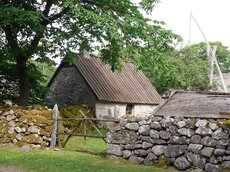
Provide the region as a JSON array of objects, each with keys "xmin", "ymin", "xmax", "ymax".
[
  {"xmin": 0, "ymin": 105, "xmax": 62, "ymax": 148},
  {"xmin": 21, "ymin": 134, "xmax": 42, "ymax": 144},
  {"xmin": 59, "ymin": 106, "xmax": 95, "ymax": 133}
]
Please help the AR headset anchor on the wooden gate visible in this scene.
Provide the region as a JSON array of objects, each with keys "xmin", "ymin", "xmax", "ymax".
[{"xmin": 50, "ymin": 104, "xmax": 119, "ymax": 149}]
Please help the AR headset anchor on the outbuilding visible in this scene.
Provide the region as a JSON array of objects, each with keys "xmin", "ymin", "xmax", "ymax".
[
  {"xmin": 48, "ymin": 54, "xmax": 163, "ymax": 118},
  {"xmin": 153, "ymin": 90, "xmax": 230, "ymax": 118}
]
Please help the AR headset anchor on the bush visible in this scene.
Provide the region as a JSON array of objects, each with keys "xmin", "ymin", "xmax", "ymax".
[{"xmin": 227, "ymin": 119, "xmax": 230, "ymax": 125}]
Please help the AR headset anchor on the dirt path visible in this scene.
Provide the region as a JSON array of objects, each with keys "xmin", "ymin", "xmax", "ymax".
[{"xmin": 0, "ymin": 166, "xmax": 25, "ymax": 172}]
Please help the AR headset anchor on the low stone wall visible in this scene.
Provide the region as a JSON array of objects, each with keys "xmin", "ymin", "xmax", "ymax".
[
  {"xmin": 107, "ymin": 116, "xmax": 230, "ymax": 171},
  {"xmin": 0, "ymin": 106, "xmax": 54, "ymax": 149}
]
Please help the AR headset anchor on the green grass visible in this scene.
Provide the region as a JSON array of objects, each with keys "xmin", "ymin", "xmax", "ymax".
[
  {"xmin": 0, "ymin": 146, "xmax": 173, "ymax": 172},
  {"xmin": 65, "ymin": 137, "xmax": 107, "ymax": 153}
]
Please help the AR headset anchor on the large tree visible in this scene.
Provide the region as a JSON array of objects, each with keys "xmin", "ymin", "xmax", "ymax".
[
  {"xmin": 179, "ymin": 42, "xmax": 230, "ymax": 73},
  {"xmin": 0, "ymin": 0, "xmax": 179, "ymax": 106},
  {"xmin": 166, "ymin": 41, "xmax": 230, "ymax": 92},
  {"xmin": 168, "ymin": 49, "xmax": 210, "ymax": 91}
]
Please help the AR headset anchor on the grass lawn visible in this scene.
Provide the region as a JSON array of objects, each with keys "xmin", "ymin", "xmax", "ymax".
[
  {"xmin": 0, "ymin": 139, "xmax": 230, "ymax": 172},
  {"xmin": 0, "ymin": 137, "xmax": 176, "ymax": 172},
  {"xmin": 64, "ymin": 136, "xmax": 107, "ymax": 153},
  {"xmin": 0, "ymin": 147, "xmax": 174, "ymax": 172}
]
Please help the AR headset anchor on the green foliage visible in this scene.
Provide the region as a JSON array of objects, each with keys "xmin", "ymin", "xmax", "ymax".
[
  {"xmin": 0, "ymin": 75, "xmax": 19, "ymax": 103},
  {"xmin": 142, "ymin": 41, "xmax": 229, "ymax": 94},
  {"xmin": 180, "ymin": 42, "xmax": 230, "ymax": 73},
  {"xmin": 162, "ymin": 42, "xmax": 230, "ymax": 92},
  {"xmin": 0, "ymin": 0, "xmax": 180, "ymax": 105},
  {"xmin": 62, "ymin": 52, "xmax": 79, "ymax": 65},
  {"xmin": 0, "ymin": 59, "xmax": 55, "ymax": 105},
  {"xmin": 226, "ymin": 119, "xmax": 230, "ymax": 125},
  {"xmin": 168, "ymin": 49, "xmax": 211, "ymax": 91},
  {"xmin": 135, "ymin": 52, "xmax": 182, "ymax": 94},
  {"xmin": 60, "ymin": 106, "xmax": 94, "ymax": 119},
  {"xmin": 153, "ymin": 157, "xmax": 170, "ymax": 168}
]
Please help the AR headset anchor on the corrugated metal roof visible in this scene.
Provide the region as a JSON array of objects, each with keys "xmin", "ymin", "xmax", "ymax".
[
  {"xmin": 153, "ymin": 91, "xmax": 230, "ymax": 119},
  {"xmin": 75, "ymin": 55, "xmax": 163, "ymax": 105}
]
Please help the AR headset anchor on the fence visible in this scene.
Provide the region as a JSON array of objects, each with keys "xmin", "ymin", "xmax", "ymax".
[{"xmin": 50, "ymin": 104, "xmax": 119, "ymax": 148}]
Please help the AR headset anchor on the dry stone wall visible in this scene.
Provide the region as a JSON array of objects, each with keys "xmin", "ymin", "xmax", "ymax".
[
  {"xmin": 107, "ymin": 116, "xmax": 230, "ymax": 172},
  {"xmin": 0, "ymin": 106, "xmax": 57, "ymax": 149}
]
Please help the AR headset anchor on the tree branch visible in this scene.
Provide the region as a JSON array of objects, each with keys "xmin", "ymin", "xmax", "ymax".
[
  {"xmin": 43, "ymin": 0, "xmax": 53, "ymax": 17},
  {"xmin": 41, "ymin": 7, "xmax": 70, "ymax": 26},
  {"xmin": 28, "ymin": 6, "xmax": 70, "ymax": 56},
  {"xmin": 3, "ymin": 26, "xmax": 19, "ymax": 51},
  {"xmin": 81, "ymin": 0, "xmax": 100, "ymax": 7},
  {"xmin": 27, "ymin": 35, "xmax": 42, "ymax": 57},
  {"xmin": 49, "ymin": 7, "xmax": 70, "ymax": 22}
]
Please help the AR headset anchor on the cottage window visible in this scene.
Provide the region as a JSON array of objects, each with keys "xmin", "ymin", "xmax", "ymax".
[{"xmin": 126, "ymin": 104, "xmax": 134, "ymax": 114}]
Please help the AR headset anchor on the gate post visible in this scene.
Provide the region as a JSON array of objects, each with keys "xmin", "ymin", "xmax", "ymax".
[{"xmin": 50, "ymin": 104, "xmax": 59, "ymax": 148}]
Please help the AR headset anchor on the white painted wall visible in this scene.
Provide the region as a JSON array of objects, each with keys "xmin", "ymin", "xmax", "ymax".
[
  {"xmin": 95, "ymin": 101, "xmax": 158, "ymax": 119},
  {"xmin": 133, "ymin": 104, "xmax": 157, "ymax": 118},
  {"xmin": 95, "ymin": 102, "xmax": 126, "ymax": 118}
]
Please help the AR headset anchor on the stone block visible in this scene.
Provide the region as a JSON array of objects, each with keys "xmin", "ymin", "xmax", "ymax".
[
  {"xmin": 186, "ymin": 152, "xmax": 201, "ymax": 166},
  {"xmin": 195, "ymin": 119, "xmax": 208, "ymax": 127},
  {"xmin": 212, "ymin": 129, "xmax": 229, "ymax": 140},
  {"xmin": 138, "ymin": 125, "xmax": 150, "ymax": 136},
  {"xmin": 150, "ymin": 122, "xmax": 161, "ymax": 130},
  {"xmin": 222, "ymin": 161, "xmax": 230, "ymax": 169},
  {"xmin": 151, "ymin": 145, "xmax": 167, "ymax": 156},
  {"xmin": 190, "ymin": 135, "xmax": 202, "ymax": 144},
  {"xmin": 188, "ymin": 144, "xmax": 203, "ymax": 154},
  {"xmin": 142, "ymin": 141, "xmax": 153, "ymax": 149},
  {"xmin": 214, "ymin": 149, "xmax": 226, "ymax": 156},
  {"xmin": 159, "ymin": 130, "xmax": 171, "ymax": 140},
  {"xmin": 201, "ymin": 136, "xmax": 217, "ymax": 147},
  {"xmin": 107, "ymin": 144, "xmax": 123, "ymax": 156},
  {"xmin": 201, "ymin": 147, "xmax": 214, "ymax": 157},
  {"xmin": 169, "ymin": 136, "xmax": 187, "ymax": 145},
  {"xmin": 125, "ymin": 123, "xmax": 139, "ymax": 131},
  {"xmin": 205, "ymin": 163, "xmax": 222, "ymax": 172},
  {"xmin": 177, "ymin": 121, "xmax": 186, "ymax": 128},
  {"xmin": 122, "ymin": 150, "xmax": 132, "ymax": 159},
  {"xmin": 128, "ymin": 156, "xmax": 144, "ymax": 164},
  {"xmin": 178, "ymin": 128, "xmax": 195, "ymax": 137},
  {"xmin": 195, "ymin": 127, "xmax": 213, "ymax": 136},
  {"xmin": 174, "ymin": 156, "xmax": 191, "ymax": 170},
  {"xmin": 164, "ymin": 145, "xmax": 187, "ymax": 158},
  {"xmin": 133, "ymin": 149, "xmax": 147, "ymax": 157},
  {"xmin": 149, "ymin": 129, "xmax": 159, "ymax": 139}
]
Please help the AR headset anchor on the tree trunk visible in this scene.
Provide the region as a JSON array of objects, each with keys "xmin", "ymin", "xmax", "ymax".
[{"xmin": 16, "ymin": 56, "xmax": 30, "ymax": 106}]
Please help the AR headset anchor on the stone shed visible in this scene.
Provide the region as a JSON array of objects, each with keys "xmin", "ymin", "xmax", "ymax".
[{"xmin": 48, "ymin": 54, "xmax": 163, "ymax": 118}]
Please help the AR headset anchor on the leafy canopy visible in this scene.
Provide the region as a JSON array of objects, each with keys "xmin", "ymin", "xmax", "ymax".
[
  {"xmin": 0, "ymin": 0, "xmax": 179, "ymax": 68},
  {"xmin": 179, "ymin": 42, "xmax": 230, "ymax": 73},
  {"xmin": 168, "ymin": 49, "xmax": 210, "ymax": 91},
  {"xmin": 0, "ymin": 0, "xmax": 180, "ymax": 105},
  {"xmin": 165, "ymin": 41, "xmax": 230, "ymax": 92}
]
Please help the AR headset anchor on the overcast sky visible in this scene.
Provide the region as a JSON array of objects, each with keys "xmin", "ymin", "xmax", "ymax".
[{"xmin": 150, "ymin": 0, "xmax": 230, "ymax": 48}]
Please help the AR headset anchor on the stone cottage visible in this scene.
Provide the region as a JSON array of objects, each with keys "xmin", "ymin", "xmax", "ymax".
[{"xmin": 48, "ymin": 54, "xmax": 163, "ymax": 118}]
